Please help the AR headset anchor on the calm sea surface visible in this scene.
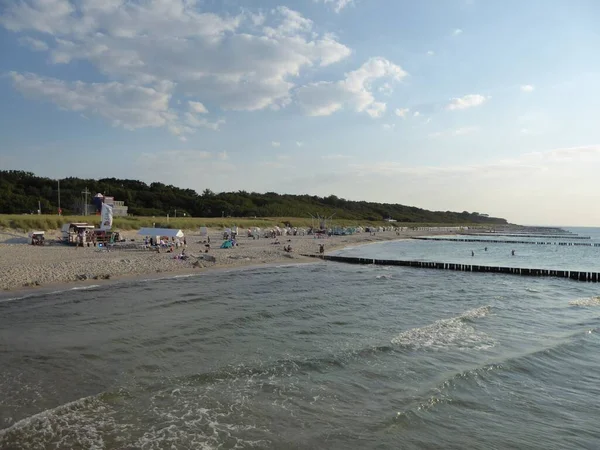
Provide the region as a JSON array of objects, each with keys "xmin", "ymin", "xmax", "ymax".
[{"xmin": 1, "ymin": 228, "xmax": 600, "ymax": 449}]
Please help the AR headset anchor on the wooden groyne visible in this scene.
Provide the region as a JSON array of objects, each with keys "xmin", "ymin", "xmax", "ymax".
[
  {"xmin": 411, "ymin": 237, "xmax": 600, "ymax": 247},
  {"xmin": 467, "ymin": 233, "xmax": 590, "ymax": 240},
  {"xmin": 302, "ymin": 254, "xmax": 600, "ymax": 282}
]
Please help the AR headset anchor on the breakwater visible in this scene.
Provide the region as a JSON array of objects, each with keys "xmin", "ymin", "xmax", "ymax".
[
  {"xmin": 411, "ymin": 237, "xmax": 600, "ymax": 247},
  {"xmin": 302, "ymin": 254, "xmax": 600, "ymax": 282},
  {"xmin": 466, "ymin": 233, "xmax": 590, "ymax": 239}
]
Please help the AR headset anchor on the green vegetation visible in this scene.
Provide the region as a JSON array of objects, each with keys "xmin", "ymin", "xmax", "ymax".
[{"xmin": 0, "ymin": 170, "xmax": 507, "ymax": 229}]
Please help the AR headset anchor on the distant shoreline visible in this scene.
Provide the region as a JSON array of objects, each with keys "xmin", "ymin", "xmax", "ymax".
[{"xmin": 1, "ymin": 227, "xmax": 449, "ymax": 293}]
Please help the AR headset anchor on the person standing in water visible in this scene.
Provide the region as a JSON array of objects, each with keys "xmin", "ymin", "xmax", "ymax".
[
  {"xmin": 511, "ymin": 250, "xmax": 515, "ymax": 256},
  {"xmin": 471, "ymin": 250, "xmax": 475, "ymax": 257}
]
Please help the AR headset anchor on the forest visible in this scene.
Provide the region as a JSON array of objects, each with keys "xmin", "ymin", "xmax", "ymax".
[{"xmin": 0, "ymin": 170, "xmax": 507, "ymax": 224}]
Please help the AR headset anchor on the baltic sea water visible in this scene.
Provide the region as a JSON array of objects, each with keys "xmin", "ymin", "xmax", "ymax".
[{"xmin": 1, "ymin": 228, "xmax": 599, "ymax": 449}]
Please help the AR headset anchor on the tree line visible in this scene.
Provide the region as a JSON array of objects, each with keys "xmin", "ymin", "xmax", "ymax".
[{"xmin": 0, "ymin": 170, "xmax": 507, "ymax": 224}]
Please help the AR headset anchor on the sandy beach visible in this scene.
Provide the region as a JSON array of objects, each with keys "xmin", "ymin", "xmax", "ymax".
[{"xmin": 0, "ymin": 228, "xmax": 458, "ymax": 292}]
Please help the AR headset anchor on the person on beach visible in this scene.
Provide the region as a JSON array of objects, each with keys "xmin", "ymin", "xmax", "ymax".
[
  {"xmin": 471, "ymin": 250, "xmax": 474, "ymax": 256},
  {"xmin": 511, "ymin": 250, "xmax": 515, "ymax": 256},
  {"xmin": 484, "ymin": 247, "xmax": 488, "ymax": 251},
  {"xmin": 319, "ymin": 244, "xmax": 325, "ymax": 254}
]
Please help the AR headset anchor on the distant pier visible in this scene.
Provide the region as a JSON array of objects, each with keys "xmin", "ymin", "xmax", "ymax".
[
  {"xmin": 302, "ymin": 254, "xmax": 600, "ymax": 282},
  {"xmin": 411, "ymin": 237, "xmax": 600, "ymax": 247}
]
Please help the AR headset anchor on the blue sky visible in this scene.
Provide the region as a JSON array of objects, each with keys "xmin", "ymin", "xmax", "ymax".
[{"xmin": 1, "ymin": 0, "xmax": 600, "ymax": 225}]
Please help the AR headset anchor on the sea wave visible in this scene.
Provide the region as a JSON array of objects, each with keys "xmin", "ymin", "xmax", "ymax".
[
  {"xmin": 392, "ymin": 326, "xmax": 600, "ymax": 428},
  {"xmin": 0, "ymin": 284, "xmax": 101, "ymax": 305},
  {"xmin": 569, "ymin": 296, "xmax": 600, "ymax": 306},
  {"xmin": 390, "ymin": 306, "xmax": 494, "ymax": 350},
  {"xmin": 0, "ymin": 387, "xmax": 265, "ymax": 450},
  {"xmin": 0, "ymin": 394, "xmax": 122, "ymax": 450}
]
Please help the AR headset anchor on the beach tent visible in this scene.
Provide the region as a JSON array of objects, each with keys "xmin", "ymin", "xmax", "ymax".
[{"xmin": 138, "ymin": 228, "xmax": 184, "ymax": 239}]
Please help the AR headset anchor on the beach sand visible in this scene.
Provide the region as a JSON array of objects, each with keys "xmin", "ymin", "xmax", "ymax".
[{"xmin": 0, "ymin": 228, "xmax": 452, "ymax": 292}]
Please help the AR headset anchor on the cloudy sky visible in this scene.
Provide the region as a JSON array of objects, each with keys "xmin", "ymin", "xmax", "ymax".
[{"xmin": 1, "ymin": 0, "xmax": 599, "ymax": 226}]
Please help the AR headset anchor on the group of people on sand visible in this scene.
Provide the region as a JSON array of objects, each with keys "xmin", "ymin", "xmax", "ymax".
[{"xmin": 172, "ymin": 248, "xmax": 188, "ymax": 260}]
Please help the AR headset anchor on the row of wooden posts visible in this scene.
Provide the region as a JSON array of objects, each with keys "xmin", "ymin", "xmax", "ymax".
[
  {"xmin": 411, "ymin": 237, "xmax": 600, "ymax": 247},
  {"xmin": 466, "ymin": 233, "xmax": 590, "ymax": 240},
  {"xmin": 302, "ymin": 254, "xmax": 600, "ymax": 282}
]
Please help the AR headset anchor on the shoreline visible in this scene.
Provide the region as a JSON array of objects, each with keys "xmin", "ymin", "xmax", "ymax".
[
  {"xmin": 0, "ymin": 229, "xmax": 435, "ymax": 294},
  {"xmin": 0, "ymin": 260, "xmax": 323, "ymax": 302}
]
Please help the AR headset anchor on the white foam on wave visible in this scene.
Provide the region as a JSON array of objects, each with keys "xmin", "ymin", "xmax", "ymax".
[
  {"xmin": 391, "ymin": 306, "xmax": 494, "ymax": 350},
  {"xmin": 0, "ymin": 394, "xmax": 123, "ymax": 449},
  {"xmin": 569, "ymin": 296, "xmax": 600, "ymax": 307},
  {"xmin": 0, "ymin": 284, "xmax": 102, "ymax": 304},
  {"xmin": 134, "ymin": 384, "xmax": 271, "ymax": 450},
  {"xmin": 70, "ymin": 284, "xmax": 101, "ymax": 291},
  {"xmin": 376, "ymin": 274, "xmax": 392, "ymax": 280},
  {"xmin": 171, "ymin": 274, "xmax": 198, "ymax": 279},
  {"xmin": 0, "ymin": 293, "xmax": 37, "ymax": 304}
]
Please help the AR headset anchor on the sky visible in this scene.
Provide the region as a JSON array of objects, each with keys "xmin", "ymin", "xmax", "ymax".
[{"xmin": 1, "ymin": 0, "xmax": 600, "ymax": 226}]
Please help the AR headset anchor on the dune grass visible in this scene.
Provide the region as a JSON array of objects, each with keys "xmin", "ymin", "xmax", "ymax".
[{"xmin": 0, "ymin": 214, "xmax": 493, "ymax": 232}]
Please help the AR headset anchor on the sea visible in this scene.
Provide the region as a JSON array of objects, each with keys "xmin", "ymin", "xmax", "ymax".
[{"xmin": 1, "ymin": 227, "xmax": 600, "ymax": 449}]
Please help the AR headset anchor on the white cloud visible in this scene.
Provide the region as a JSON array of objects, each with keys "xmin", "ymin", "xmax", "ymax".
[
  {"xmin": 382, "ymin": 123, "xmax": 395, "ymax": 130},
  {"xmin": 395, "ymin": 108, "xmax": 409, "ymax": 118},
  {"xmin": 9, "ymin": 71, "xmax": 226, "ymax": 134},
  {"xmin": 188, "ymin": 101, "xmax": 208, "ymax": 114},
  {"xmin": 427, "ymin": 50, "xmax": 434, "ymax": 56},
  {"xmin": 10, "ymin": 71, "xmax": 174, "ymax": 130},
  {"xmin": 453, "ymin": 28, "xmax": 463, "ymax": 36},
  {"xmin": 296, "ymin": 141, "xmax": 304, "ymax": 147},
  {"xmin": 18, "ymin": 36, "xmax": 48, "ymax": 51},
  {"xmin": 378, "ymin": 82, "xmax": 393, "ymax": 95},
  {"xmin": 446, "ymin": 94, "xmax": 488, "ymax": 111},
  {"xmin": 138, "ymin": 149, "xmax": 236, "ymax": 185},
  {"xmin": 179, "ymin": 136, "xmax": 187, "ymax": 142},
  {"xmin": 429, "ymin": 126, "xmax": 478, "ymax": 138},
  {"xmin": 1, "ymin": 2, "xmax": 351, "ymax": 114},
  {"xmin": 260, "ymin": 160, "xmax": 291, "ymax": 169},
  {"xmin": 317, "ymin": 0, "xmax": 353, "ymax": 13},
  {"xmin": 272, "ymin": 141, "xmax": 281, "ymax": 147},
  {"xmin": 366, "ymin": 102, "xmax": 387, "ymax": 118},
  {"xmin": 296, "ymin": 57, "xmax": 407, "ymax": 117},
  {"xmin": 521, "ymin": 84, "xmax": 535, "ymax": 92},
  {"xmin": 183, "ymin": 112, "xmax": 225, "ymax": 131},
  {"xmin": 413, "ymin": 111, "xmax": 421, "ymax": 117},
  {"xmin": 321, "ymin": 154, "xmax": 353, "ymax": 160},
  {"xmin": 453, "ymin": 126, "xmax": 478, "ymax": 135}
]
